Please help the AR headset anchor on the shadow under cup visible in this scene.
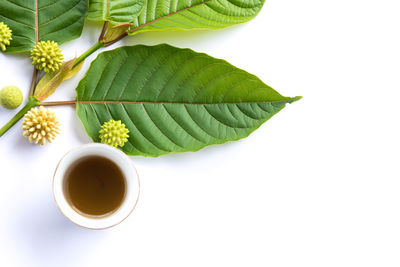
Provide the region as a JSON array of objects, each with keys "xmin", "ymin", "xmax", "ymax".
[{"xmin": 53, "ymin": 144, "xmax": 140, "ymax": 229}]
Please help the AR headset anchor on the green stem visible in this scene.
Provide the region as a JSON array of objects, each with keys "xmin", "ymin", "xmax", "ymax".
[
  {"xmin": 73, "ymin": 41, "xmax": 105, "ymax": 68},
  {"xmin": 0, "ymin": 96, "xmax": 40, "ymax": 138}
]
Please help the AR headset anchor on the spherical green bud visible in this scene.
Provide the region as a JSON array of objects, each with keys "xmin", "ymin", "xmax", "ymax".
[
  {"xmin": 30, "ymin": 40, "xmax": 64, "ymax": 73},
  {"xmin": 0, "ymin": 22, "xmax": 12, "ymax": 52},
  {"xmin": 99, "ymin": 120, "xmax": 130, "ymax": 148},
  {"xmin": 0, "ymin": 86, "xmax": 23, "ymax": 109}
]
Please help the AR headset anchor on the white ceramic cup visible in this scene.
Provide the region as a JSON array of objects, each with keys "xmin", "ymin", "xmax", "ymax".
[{"xmin": 53, "ymin": 143, "xmax": 140, "ymax": 229}]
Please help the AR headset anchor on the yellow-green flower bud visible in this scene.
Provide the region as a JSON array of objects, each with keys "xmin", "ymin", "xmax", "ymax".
[
  {"xmin": 99, "ymin": 120, "xmax": 130, "ymax": 148},
  {"xmin": 30, "ymin": 41, "xmax": 64, "ymax": 73},
  {"xmin": 0, "ymin": 22, "xmax": 12, "ymax": 52},
  {"xmin": 0, "ymin": 86, "xmax": 23, "ymax": 109}
]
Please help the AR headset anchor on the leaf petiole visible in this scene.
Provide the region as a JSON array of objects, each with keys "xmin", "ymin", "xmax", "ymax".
[
  {"xmin": 98, "ymin": 21, "xmax": 109, "ymax": 42},
  {"xmin": 40, "ymin": 100, "xmax": 76, "ymax": 106}
]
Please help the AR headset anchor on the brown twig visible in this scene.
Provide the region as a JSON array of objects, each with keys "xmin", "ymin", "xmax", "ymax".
[
  {"xmin": 104, "ymin": 32, "xmax": 128, "ymax": 47},
  {"xmin": 28, "ymin": 67, "xmax": 38, "ymax": 97},
  {"xmin": 99, "ymin": 21, "xmax": 109, "ymax": 42}
]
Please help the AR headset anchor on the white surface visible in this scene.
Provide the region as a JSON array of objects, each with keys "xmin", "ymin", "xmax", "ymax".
[{"xmin": 1, "ymin": 0, "xmax": 400, "ymax": 266}]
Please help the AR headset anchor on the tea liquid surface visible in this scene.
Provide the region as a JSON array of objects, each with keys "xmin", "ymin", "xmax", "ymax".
[{"xmin": 64, "ymin": 156, "xmax": 126, "ymax": 217}]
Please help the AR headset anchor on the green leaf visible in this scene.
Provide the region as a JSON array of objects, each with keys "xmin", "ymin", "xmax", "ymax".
[
  {"xmin": 87, "ymin": 0, "xmax": 146, "ymax": 25},
  {"xmin": 0, "ymin": 0, "xmax": 87, "ymax": 53},
  {"xmin": 75, "ymin": 45, "xmax": 301, "ymax": 157},
  {"xmin": 128, "ymin": 0, "xmax": 266, "ymax": 35}
]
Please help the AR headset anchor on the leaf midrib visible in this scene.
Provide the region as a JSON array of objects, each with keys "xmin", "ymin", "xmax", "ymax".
[
  {"xmin": 75, "ymin": 99, "xmax": 298, "ymax": 105},
  {"xmin": 35, "ymin": 0, "xmax": 38, "ymax": 43}
]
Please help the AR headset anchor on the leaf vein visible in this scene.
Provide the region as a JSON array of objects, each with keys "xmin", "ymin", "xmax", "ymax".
[
  {"xmin": 142, "ymin": 104, "xmax": 185, "ymax": 149},
  {"xmin": 129, "ymin": 0, "xmax": 211, "ymax": 33},
  {"xmin": 184, "ymin": 105, "xmax": 219, "ymax": 139},
  {"xmin": 161, "ymin": 104, "xmax": 206, "ymax": 144},
  {"xmin": 120, "ymin": 103, "xmax": 169, "ymax": 153},
  {"xmin": 3, "ymin": 0, "xmax": 33, "ymax": 12}
]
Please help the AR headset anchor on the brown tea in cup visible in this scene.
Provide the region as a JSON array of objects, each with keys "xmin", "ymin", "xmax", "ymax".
[{"xmin": 63, "ymin": 155, "xmax": 126, "ymax": 217}]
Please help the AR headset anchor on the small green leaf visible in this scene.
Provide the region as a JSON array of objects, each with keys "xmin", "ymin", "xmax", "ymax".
[
  {"xmin": 0, "ymin": 0, "xmax": 88, "ymax": 53},
  {"xmin": 75, "ymin": 45, "xmax": 300, "ymax": 157},
  {"xmin": 129, "ymin": 0, "xmax": 266, "ymax": 35},
  {"xmin": 35, "ymin": 59, "xmax": 83, "ymax": 101},
  {"xmin": 87, "ymin": 0, "xmax": 146, "ymax": 25}
]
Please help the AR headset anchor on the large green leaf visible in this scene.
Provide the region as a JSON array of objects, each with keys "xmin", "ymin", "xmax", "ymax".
[
  {"xmin": 128, "ymin": 0, "xmax": 266, "ymax": 35},
  {"xmin": 87, "ymin": 0, "xmax": 145, "ymax": 25},
  {"xmin": 75, "ymin": 45, "xmax": 300, "ymax": 157},
  {"xmin": 0, "ymin": 0, "xmax": 87, "ymax": 53}
]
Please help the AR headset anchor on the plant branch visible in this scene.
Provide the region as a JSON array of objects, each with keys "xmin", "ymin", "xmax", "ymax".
[
  {"xmin": 28, "ymin": 68, "xmax": 38, "ymax": 96},
  {"xmin": 73, "ymin": 41, "xmax": 105, "ymax": 68},
  {"xmin": 0, "ymin": 97, "xmax": 40, "ymax": 138}
]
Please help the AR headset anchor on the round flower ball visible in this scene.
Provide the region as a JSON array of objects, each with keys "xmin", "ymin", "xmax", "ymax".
[
  {"xmin": 0, "ymin": 86, "xmax": 23, "ymax": 109},
  {"xmin": 30, "ymin": 40, "xmax": 64, "ymax": 73},
  {"xmin": 22, "ymin": 106, "xmax": 60, "ymax": 146},
  {"xmin": 99, "ymin": 120, "xmax": 130, "ymax": 148},
  {"xmin": 0, "ymin": 22, "xmax": 12, "ymax": 52}
]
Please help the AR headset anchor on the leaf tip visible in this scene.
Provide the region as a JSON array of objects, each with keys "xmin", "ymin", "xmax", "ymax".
[{"xmin": 288, "ymin": 96, "xmax": 302, "ymax": 103}]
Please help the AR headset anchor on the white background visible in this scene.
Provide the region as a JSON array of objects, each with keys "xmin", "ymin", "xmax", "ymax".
[{"xmin": 1, "ymin": 0, "xmax": 400, "ymax": 266}]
